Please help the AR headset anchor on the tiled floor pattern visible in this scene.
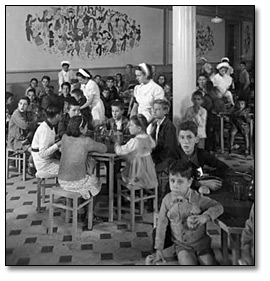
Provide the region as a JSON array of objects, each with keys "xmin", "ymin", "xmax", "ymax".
[{"xmin": 6, "ymin": 153, "xmax": 254, "ymax": 266}]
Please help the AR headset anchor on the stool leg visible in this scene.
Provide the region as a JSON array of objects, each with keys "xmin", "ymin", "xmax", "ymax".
[
  {"xmin": 18, "ymin": 154, "xmax": 21, "ymax": 173},
  {"xmin": 72, "ymin": 197, "xmax": 78, "ymax": 241},
  {"xmin": 37, "ymin": 178, "xmax": 42, "ymax": 212},
  {"xmin": 130, "ymin": 187, "xmax": 135, "ymax": 232},
  {"xmin": 48, "ymin": 192, "xmax": 54, "ymax": 235},
  {"xmin": 87, "ymin": 197, "xmax": 93, "ymax": 230},
  {"xmin": 139, "ymin": 189, "xmax": 144, "ymax": 215},
  {"xmin": 42, "ymin": 182, "xmax": 46, "ymax": 204},
  {"xmin": 154, "ymin": 185, "xmax": 158, "ymax": 213},
  {"xmin": 117, "ymin": 179, "xmax": 122, "ymax": 221},
  {"xmin": 6, "ymin": 150, "xmax": 9, "ymax": 180},
  {"xmin": 22, "ymin": 153, "xmax": 26, "ymax": 181}
]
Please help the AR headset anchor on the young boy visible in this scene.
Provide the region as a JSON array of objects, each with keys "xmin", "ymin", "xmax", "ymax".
[
  {"xmin": 105, "ymin": 100, "xmax": 129, "ymax": 134},
  {"xmin": 71, "ymin": 88, "xmax": 93, "ymax": 130},
  {"xmin": 154, "ymin": 159, "xmax": 223, "ymax": 265},
  {"xmin": 26, "ymin": 88, "xmax": 42, "ymax": 121},
  {"xmin": 149, "ymin": 99, "xmax": 178, "ymax": 173},
  {"xmin": 167, "ymin": 121, "xmax": 229, "ymax": 194},
  {"xmin": 31, "ymin": 105, "xmax": 62, "ymax": 177},
  {"xmin": 8, "ymin": 97, "xmax": 36, "ymax": 151},
  {"xmin": 229, "ymin": 99, "xmax": 251, "ymax": 155},
  {"xmin": 106, "ymin": 76, "xmax": 120, "ymax": 101},
  {"xmin": 101, "ymin": 87, "xmax": 114, "ymax": 118},
  {"xmin": 57, "ymin": 97, "xmax": 81, "ymax": 138},
  {"xmin": 184, "ymin": 91, "xmax": 207, "ymax": 149}
]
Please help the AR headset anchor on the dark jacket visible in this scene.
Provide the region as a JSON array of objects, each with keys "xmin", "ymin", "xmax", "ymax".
[{"xmin": 150, "ymin": 117, "xmax": 178, "ymax": 171}]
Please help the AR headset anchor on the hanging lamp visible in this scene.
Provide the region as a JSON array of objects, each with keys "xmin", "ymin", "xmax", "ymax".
[{"xmin": 211, "ymin": 6, "xmax": 223, "ymax": 23}]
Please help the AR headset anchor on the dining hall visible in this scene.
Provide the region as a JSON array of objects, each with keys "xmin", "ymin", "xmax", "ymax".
[{"xmin": 5, "ymin": 5, "xmax": 255, "ymax": 266}]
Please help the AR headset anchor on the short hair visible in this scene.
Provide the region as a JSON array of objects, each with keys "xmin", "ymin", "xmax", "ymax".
[
  {"xmin": 178, "ymin": 120, "xmax": 198, "ymax": 136},
  {"xmin": 19, "ymin": 96, "xmax": 30, "ymax": 105},
  {"xmin": 102, "ymin": 87, "xmax": 110, "ymax": 92},
  {"xmin": 197, "ymin": 74, "xmax": 207, "ymax": 80},
  {"xmin": 30, "ymin": 78, "xmax": 38, "ymax": 84},
  {"xmin": 26, "ymin": 88, "xmax": 36, "ymax": 95},
  {"xmin": 45, "ymin": 104, "xmax": 62, "ymax": 118},
  {"xmin": 153, "ymin": 99, "xmax": 170, "ymax": 111},
  {"xmin": 116, "ymin": 73, "xmax": 122, "ymax": 79},
  {"xmin": 67, "ymin": 115, "xmax": 88, "ymax": 137},
  {"xmin": 169, "ymin": 159, "xmax": 193, "ymax": 180},
  {"xmin": 106, "ymin": 76, "xmax": 115, "ymax": 82},
  {"xmin": 41, "ymin": 75, "xmax": 50, "ymax": 82},
  {"xmin": 65, "ymin": 96, "xmax": 80, "ymax": 107},
  {"xmin": 111, "ymin": 100, "xmax": 125, "ymax": 111},
  {"xmin": 6, "ymin": 91, "xmax": 14, "ymax": 102},
  {"xmin": 237, "ymin": 98, "xmax": 247, "ymax": 105},
  {"xmin": 130, "ymin": 114, "xmax": 148, "ymax": 133},
  {"xmin": 136, "ymin": 63, "xmax": 153, "ymax": 79},
  {"xmin": 126, "ymin": 64, "xmax": 133, "ymax": 68},
  {"xmin": 61, "ymin": 82, "xmax": 71, "ymax": 91},
  {"xmin": 94, "ymin": 75, "xmax": 101, "ymax": 79},
  {"xmin": 240, "ymin": 61, "xmax": 246, "ymax": 66},
  {"xmin": 158, "ymin": 74, "xmax": 166, "ymax": 81},
  {"xmin": 192, "ymin": 90, "xmax": 203, "ymax": 99},
  {"xmin": 71, "ymin": 88, "xmax": 84, "ymax": 98}
]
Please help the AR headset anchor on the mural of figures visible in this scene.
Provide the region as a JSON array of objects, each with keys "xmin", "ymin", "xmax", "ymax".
[
  {"xmin": 196, "ymin": 21, "xmax": 214, "ymax": 57},
  {"xmin": 242, "ymin": 21, "xmax": 253, "ymax": 60},
  {"xmin": 25, "ymin": 5, "xmax": 142, "ymax": 60}
]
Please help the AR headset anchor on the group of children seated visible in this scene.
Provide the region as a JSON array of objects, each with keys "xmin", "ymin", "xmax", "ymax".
[{"xmin": 6, "ymin": 64, "xmax": 253, "ymax": 266}]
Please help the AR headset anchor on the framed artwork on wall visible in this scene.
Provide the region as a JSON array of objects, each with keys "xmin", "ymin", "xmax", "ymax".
[{"xmin": 242, "ymin": 21, "xmax": 254, "ymax": 61}]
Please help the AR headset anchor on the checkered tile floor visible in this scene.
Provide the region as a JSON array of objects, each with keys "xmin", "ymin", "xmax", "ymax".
[{"xmin": 5, "ymin": 152, "xmax": 254, "ymax": 265}]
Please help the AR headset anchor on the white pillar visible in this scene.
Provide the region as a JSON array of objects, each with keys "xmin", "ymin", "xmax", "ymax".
[{"xmin": 173, "ymin": 6, "xmax": 196, "ymax": 128}]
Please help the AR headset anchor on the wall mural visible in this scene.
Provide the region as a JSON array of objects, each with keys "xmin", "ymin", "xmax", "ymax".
[
  {"xmin": 196, "ymin": 21, "xmax": 214, "ymax": 57},
  {"xmin": 25, "ymin": 6, "xmax": 142, "ymax": 60},
  {"xmin": 242, "ymin": 21, "xmax": 253, "ymax": 61}
]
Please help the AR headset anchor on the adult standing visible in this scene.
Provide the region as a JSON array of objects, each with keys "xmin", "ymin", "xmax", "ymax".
[
  {"xmin": 130, "ymin": 63, "xmax": 165, "ymax": 122},
  {"xmin": 76, "ymin": 68, "xmax": 105, "ymax": 126},
  {"xmin": 238, "ymin": 61, "xmax": 251, "ymax": 103},
  {"xmin": 58, "ymin": 61, "xmax": 77, "ymax": 93},
  {"xmin": 211, "ymin": 62, "xmax": 235, "ymax": 106}
]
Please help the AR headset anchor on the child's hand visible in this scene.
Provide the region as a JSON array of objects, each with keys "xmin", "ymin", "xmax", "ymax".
[
  {"xmin": 154, "ymin": 250, "xmax": 166, "ymax": 264},
  {"xmin": 187, "ymin": 214, "xmax": 210, "ymax": 228},
  {"xmin": 199, "ymin": 179, "xmax": 222, "ymax": 191}
]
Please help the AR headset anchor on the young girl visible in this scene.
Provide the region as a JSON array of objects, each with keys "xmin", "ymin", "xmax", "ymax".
[
  {"xmin": 58, "ymin": 115, "xmax": 107, "ymax": 200},
  {"xmin": 114, "ymin": 114, "xmax": 158, "ymax": 190}
]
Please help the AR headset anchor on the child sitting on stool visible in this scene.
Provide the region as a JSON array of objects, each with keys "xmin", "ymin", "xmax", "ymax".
[{"xmin": 153, "ymin": 159, "xmax": 224, "ymax": 265}]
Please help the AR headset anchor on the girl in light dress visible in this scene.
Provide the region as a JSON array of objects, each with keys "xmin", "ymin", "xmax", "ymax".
[
  {"xmin": 58, "ymin": 115, "xmax": 107, "ymax": 200},
  {"xmin": 114, "ymin": 114, "xmax": 158, "ymax": 190}
]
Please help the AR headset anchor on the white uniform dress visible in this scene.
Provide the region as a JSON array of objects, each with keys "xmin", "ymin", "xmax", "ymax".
[
  {"xmin": 58, "ymin": 69, "xmax": 75, "ymax": 92},
  {"xmin": 134, "ymin": 79, "xmax": 165, "ymax": 121},
  {"xmin": 81, "ymin": 79, "xmax": 105, "ymax": 125},
  {"xmin": 211, "ymin": 73, "xmax": 234, "ymax": 105}
]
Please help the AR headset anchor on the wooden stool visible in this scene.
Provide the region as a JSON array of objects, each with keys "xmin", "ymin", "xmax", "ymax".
[
  {"xmin": 6, "ymin": 148, "xmax": 27, "ymax": 181},
  {"xmin": 36, "ymin": 174, "xmax": 58, "ymax": 212},
  {"xmin": 48, "ymin": 187, "xmax": 93, "ymax": 241},
  {"xmin": 117, "ymin": 178, "xmax": 158, "ymax": 231}
]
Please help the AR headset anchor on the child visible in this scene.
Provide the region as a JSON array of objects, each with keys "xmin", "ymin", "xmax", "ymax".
[
  {"xmin": 6, "ymin": 92, "xmax": 15, "ymax": 131},
  {"xmin": 106, "ymin": 76, "xmax": 120, "ymax": 100},
  {"xmin": 229, "ymin": 99, "xmax": 251, "ymax": 155},
  {"xmin": 8, "ymin": 97, "xmax": 36, "ymax": 151},
  {"xmin": 39, "ymin": 75, "xmax": 53, "ymax": 97},
  {"xmin": 58, "ymin": 61, "xmax": 76, "ymax": 93},
  {"xmin": 149, "ymin": 99, "xmax": 178, "ymax": 173},
  {"xmin": 57, "ymin": 97, "xmax": 81, "ymax": 138},
  {"xmin": 154, "ymin": 159, "xmax": 224, "ymax": 265},
  {"xmin": 71, "ymin": 88, "xmax": 93, "ymax": 130},
  {"xmin": 31, "ymin": 105, "xmax": 62, "ymax": 177},
  {"xmin": 58, "ymin": 115, "xmax": 107, "ymax": 220},
  {"xmin": 240, "ymin": 203, "xmax": 254, "ymax": 265},
  {"xmin": 115, "ymin": 73, "xmax": 125, "ymax": 94},
  {"xmin": 106, "ymin": 100, "xmax": 129, "ymax": 134},
  {"xmin": 166, "ymin": 121, "xmax": 229, "ymax": 195},
  {"xmin": 126, "ymin": 84, "xmax": 136, "ymax": 117},
  {"xmin": 26, "ymin": 88, "xmax": 42, "ymax": 121},
  {"xmin": 59, "ymin": 82, "xmax": 71, "ymax": 98},
  {"xmin": 25, "ymin": 78, "xmax": 40, "ymax": 97},
  {"xmin": 114, "ymin": 114, "xmax": 158, "ymax": 190},
  {"xmin": 100, "ymin": 87, "xmax": 114, "ymax": 118},
  {"xmin": 184, "ymin": 90, "xmax": 207, "ymax": 149}
]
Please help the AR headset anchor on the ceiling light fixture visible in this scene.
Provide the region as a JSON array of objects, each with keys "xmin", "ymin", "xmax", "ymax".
[{"xmin": 211, "ymin": 6, "xmax": 223, "ymax": 23}]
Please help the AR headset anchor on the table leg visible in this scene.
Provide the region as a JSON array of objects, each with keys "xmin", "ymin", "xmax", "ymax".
[
  {"xmin": 108, "ymin": 158, "xmax": 114, "ymax": 222},
  {"xmin": 221, "ymin": 229, "xmax": 229, "ymax": 264}
]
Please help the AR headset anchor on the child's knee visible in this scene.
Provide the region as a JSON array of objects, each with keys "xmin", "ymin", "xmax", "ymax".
[
  {"xmin": 198, "ymin": 253, "xmax": 217, "ymax": 265},
  {"xmin": 177, "ymin": 250, "xmax": 198, "ymax": 265}
]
